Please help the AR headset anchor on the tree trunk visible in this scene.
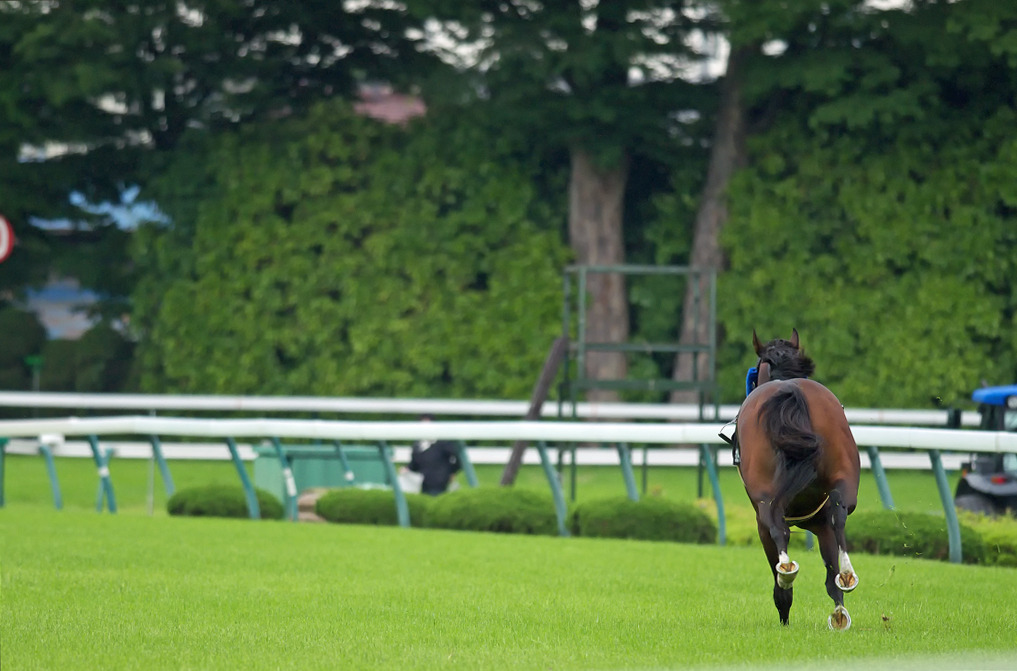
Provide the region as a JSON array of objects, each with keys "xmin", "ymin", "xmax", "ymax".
[
  {"xmin": 670, "ymin": 46, "xmax": 750, "ymax": 404},
  {"xmin": 568, "ymin": 146, "xmax": 629, "ymax": 403}
]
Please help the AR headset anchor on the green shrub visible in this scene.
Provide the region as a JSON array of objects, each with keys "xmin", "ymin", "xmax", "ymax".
[
  {"xmin": 75, "ymin": 323, "xmax": 135, "ymax": 392},
  {"xmin": 39, "ymin": 339, "xmax": 79, "ymax": 391},
  {"xmin": 315, "ymin": 488, "xmax": 431, "ymax": 526},
  {"xmin": 0, "ymin": 307, "xmax": 46, "ymax": 369},
  {"xmin": 958, "ymin": 511, "xmax": 1017, "ymax": 568},
  {"xmin": 847, "ymin": 510, "xmax": 985, "ymax": 564},
  {"xmin": 569, "ymin": 495, "xmax": 717, "ymax": 544},
  {"xmin": 423, "ymin": 487, "xmax": 559, "ymax": 536},
  {"xmin": 167, "ymin": 484, "xmax": 283, "ymax": 520}
]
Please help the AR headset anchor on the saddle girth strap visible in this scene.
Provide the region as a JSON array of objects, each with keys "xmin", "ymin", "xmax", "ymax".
[{"xmin": 783, "ymin": 494, "xmax": 830, "ymax": 524}]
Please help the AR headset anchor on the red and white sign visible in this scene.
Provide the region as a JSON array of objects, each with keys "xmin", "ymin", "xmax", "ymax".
[{"xmin": 0, "ymin": 215, "xmax": 13, "ymax": 263}]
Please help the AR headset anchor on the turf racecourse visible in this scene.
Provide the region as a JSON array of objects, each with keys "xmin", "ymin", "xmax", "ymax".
[{"xmin": 3, "ymin": 508, "xmax": 1016, "ymax": 670}]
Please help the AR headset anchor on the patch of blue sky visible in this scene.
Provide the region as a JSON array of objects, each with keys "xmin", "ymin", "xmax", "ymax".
[{"xmin": 32, "ymin": 185, "xmax": 169, "ymax": 231}]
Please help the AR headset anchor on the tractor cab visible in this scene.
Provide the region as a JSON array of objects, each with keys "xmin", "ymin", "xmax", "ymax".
[{"xmin": 955, "ymin": 384, "xmax": 1017, "ymax": 516}]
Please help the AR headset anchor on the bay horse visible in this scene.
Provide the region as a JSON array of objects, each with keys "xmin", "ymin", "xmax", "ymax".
[{"xmin": 733, "ymin": 329, "xmax": 860, "ymax": 630}]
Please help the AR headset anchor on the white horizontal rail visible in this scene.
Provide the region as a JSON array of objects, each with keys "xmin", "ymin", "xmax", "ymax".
[
  {"xmin": 0, "ymin": 438, "xmax": 970, "ymax": 470},
  {"xmin": 0, "ymin": 391, "xmax": 981, "ymax": 426},
  {"xmin": 0, "ymin": 415, "xmax": 1014, "ymax": 454}
]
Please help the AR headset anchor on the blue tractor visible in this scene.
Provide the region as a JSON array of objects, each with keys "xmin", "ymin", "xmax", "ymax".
[{"xmin": 954, "ymin": 384, "xmax": 1017, "ymax": 516}]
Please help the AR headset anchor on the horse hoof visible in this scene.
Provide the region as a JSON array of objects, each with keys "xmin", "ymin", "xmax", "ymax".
[
  {"xmin": 836, "ymin": 571, "xmax": 859, "ymax": 592},
  {"xmin": 775, "ymin": 560, "xmax": 799, "ymax": 589},
  {"xmin": 828, "ymin": 605, "xmax": 851, "ymax": 631}
]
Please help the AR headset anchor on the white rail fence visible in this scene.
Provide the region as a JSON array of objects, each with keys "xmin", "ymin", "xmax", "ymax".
[
  {"xmin": 0, "ymin": 391, "xmax": 982, "ymax": 425},
  {"xmin": 0, "ymin": 390, "xmax": 985, "ymax": 470},
  {"xmin": 2, "ymin": 413, "xmax": 1015, "ymax": 559}
]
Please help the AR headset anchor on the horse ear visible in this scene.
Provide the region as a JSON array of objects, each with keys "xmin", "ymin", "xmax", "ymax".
[
  {"xmin": 790, "ymin": 328, "xmax": 800, "ymax": 350},
  {"xmin": 752, "ymin": 329, "xmax": 764, "ymax": 355}
]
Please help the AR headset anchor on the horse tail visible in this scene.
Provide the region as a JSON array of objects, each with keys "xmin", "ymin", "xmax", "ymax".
[{"xmin": 759, "ymin": 385, "xmax": 820, "ymax": 507}]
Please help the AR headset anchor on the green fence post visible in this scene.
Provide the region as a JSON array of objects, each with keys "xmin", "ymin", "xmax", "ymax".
[
  {"xmin": 86, "ymin": 435, "xmax": 117, "ymax": 513},
  {"xmin": 269, "ymin": 438, "xmax": 299, "ymax": 521},
  {"xmin": 0, "ymin": 437, "xmax": 6, "ymax": 507},
  {"xmin": 536, "ymin": 441, "xmax": 569, "ymax": 537},
  {"xmin": 641, "ymin": 446, "xmax": 649, "ymax": 495},
  {"xmin": 616, "ymin": 443, "xmax": 639, "ymax": 502},
  {"xmin": 35, "ymin": 442, "xmax": 63, "ymax": 510},
  {"xmin": 149, "ymin": 435, "xmax": 175, "ymax": 496},
  {"xmin": 225, "ymin": 438, "xmax": 260, "ymax": 519},
  {"xmin": 377, "ymin": 441, "xmax": 409, "ymax": 528},
  {"xmin": 865, "ymin": 445, "xmax": 895, "ymax": 510},
  {"xmin": 94, "ymin": 446, "xmax": 111, "ymax": 511},
  {"xmin": 929, "ymin": 449, "xmax": 962, "ymax": 564},
  {"xmin": 454, "ymin": 441, "xmax": 479, "ymax": 487},
  {"xmin": 698, "ymin": 445, "xmax": 726, "ymax": 546},
  {"xmin": 331, "ymin": 441, "xmax": 356, "ymax": 484},
  {"xmin": 569, "ymin": 446, "xmax": 578, "ymax": 502}
]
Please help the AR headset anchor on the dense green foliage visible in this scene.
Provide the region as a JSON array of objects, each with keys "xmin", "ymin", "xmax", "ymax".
[
  {"xmin": 569, "ymin": 495, "xmax": 716, "ymax": 543},
  {"xmin": 132, "ymin": 101, "xmax": 570, "ymax": 397},
  {"xmin": 166, "ymin": 484, "xmax": 283, "ymax": 520},
  {"xmin": 409, "ymin": 0, "xmax": 717, "ymax": 163},
  {"xmin": 716, "ymin": 1, "xmax": 1017, "ymax": 406},
  {"xmin": 0, "ymin": 308, "xmax": 45, "ymax": 392},
  {"xmin": 315, "ymin": 488, "xmax": 431, "ymax": 527},
  {"xmin": 847, "ymin": 510, "xmax": 985, "ymax": 565},
  {"xmin": 0, "ymin": 1, "xmax": 424, "ymax": 217},
  {"xmin": 0, "ymin": 1, "xmax": 433, "ymax": 330},
  {"xmin": 11, "ymin": 324, "xmax": 136, "ymax": 396},
  {"xmin": 423, "ymin": 486, "xmax": 560, "ymax": 536},
  {"xmin": 3, "ymin": 2, "xmax": 1017, "ymax": 409}
]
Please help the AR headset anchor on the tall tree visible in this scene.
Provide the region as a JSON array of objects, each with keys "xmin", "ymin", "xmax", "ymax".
[
  {"xmin": 0, "ymin": 1, "xmax": 430, "ymax": 298},
  {"xmin": 407, "ymin": 0, "xmax": 719, "ymax": 400},
  {"xmin": 715, "ymin": 0, "xmax": 1017, "ymax": 406},
  {"xmin": 670, "ymin": 41, "xmax": 749, "ymax": 403}
]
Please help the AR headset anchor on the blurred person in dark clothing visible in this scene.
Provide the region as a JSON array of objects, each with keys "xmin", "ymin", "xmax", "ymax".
[{"xmin": 403, "ymin": 414, "xmax": 461, "ymax": 495}]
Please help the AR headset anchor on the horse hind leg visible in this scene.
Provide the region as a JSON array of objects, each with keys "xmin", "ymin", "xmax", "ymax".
[
  {"xmin": 835, "ymin": 548, "xmax": 859, "ymax": 592},
  {"xmin": 829, "ymin": 487, "xmax": 859, "ymax": 593},
  {"xmin": 757, "ymin": 506, "xmax": 796, "ymax": 625},
  {"xmin": 775, "ymin": 550, "xmax": 799, "ymax": 589},
  {"xmin": 814, "ymin": 522, "xmax": 852, "ymax": 631},
  {"xmin": 763, "ymin": 505, "xmax": 799, "ymax": 588},
  {"xmin": 815, "ymin": 488, "xmax": 858, "ymax": 631}
]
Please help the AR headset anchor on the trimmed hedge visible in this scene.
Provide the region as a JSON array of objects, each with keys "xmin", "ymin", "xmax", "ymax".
[
  {"xmin": 316, "ymin": 488, "xmax": 432, "ymax": 526},
  {"xmin": 847, "ymin": 510, "xmax": 985, "ymax": 564},
  {"xmin": 569, "ymin": 495, "xmax": 717, "ymax": 544},
  {"xmin": 306, "ymin": 485, "xmax": 1017, "ymax": 567},
  {"xmin": 958, "ymin": 511, "xmax": 1017, "ymax": 568},
  {"xmin": 167, "ymin": 484, "xmax": 284, "ymax": 520},
  {"xmin": 424, "ymin": 487, "xmax": 559, "ymax": 536}
]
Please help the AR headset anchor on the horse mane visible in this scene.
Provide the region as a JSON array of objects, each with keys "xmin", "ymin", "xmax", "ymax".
[{"xmin": 758, "ymin": 338, "xmax": 815, "ymax": 381}]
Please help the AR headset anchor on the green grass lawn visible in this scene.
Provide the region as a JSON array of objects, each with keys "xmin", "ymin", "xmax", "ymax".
[
  {"xmin": 3, "ymin": 455, "xmax": 1014, "ymax": 669},
  {"xmin": 2, "ymin": 506, "xmax": 1016, "ymax": 670}
]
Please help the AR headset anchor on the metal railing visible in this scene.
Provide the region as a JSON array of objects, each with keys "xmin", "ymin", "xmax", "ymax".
[
  {"xmin": 0, "ymin": 391, "xmax": 982, "ymax": 425},
  {"xmin": 2, "ymin": 414, "xmax": 1013, "ymax": 562}
]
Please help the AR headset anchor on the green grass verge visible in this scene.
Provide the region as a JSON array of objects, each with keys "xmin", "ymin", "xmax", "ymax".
[
  {"xmin": 2, "ymin": 507, "xmax": 1016, "ymax": 670},
  {"xmin": 0, "ymin": 453, "xmax": 959, "ymax": 514}
]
